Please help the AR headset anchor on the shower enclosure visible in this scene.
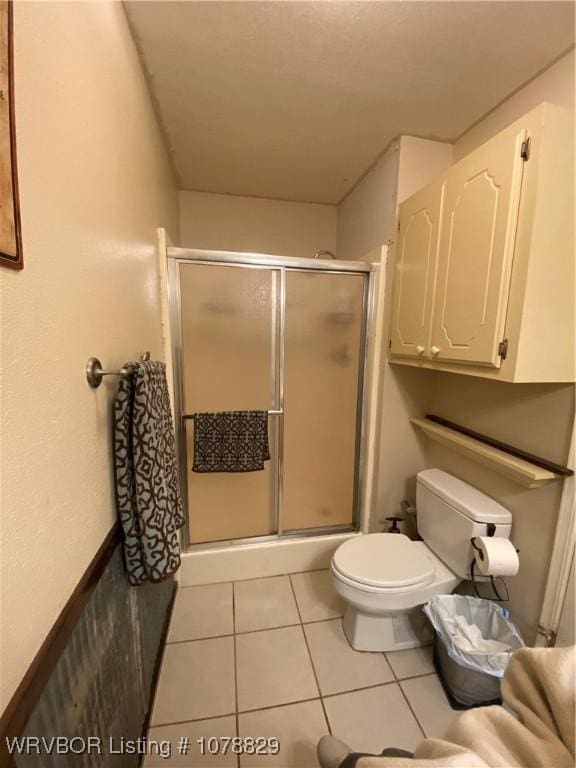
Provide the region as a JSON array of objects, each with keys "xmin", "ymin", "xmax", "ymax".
[{"xmin": 167, "ymin": 249, "xmax": 373, "ymax": 549}]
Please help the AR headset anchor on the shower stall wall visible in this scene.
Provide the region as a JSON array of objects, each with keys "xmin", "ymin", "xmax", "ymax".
[{"xmin": 167, "ymin": 249, "xmax": 373, "ymax": 549}]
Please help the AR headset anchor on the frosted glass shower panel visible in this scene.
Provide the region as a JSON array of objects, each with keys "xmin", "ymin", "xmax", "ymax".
[
  {"xmin": 179, "ymin": 262, "xmax": 278, "ymax": 543},
  {"xmin": 179, "ymin": 263, "xmax": 276, "ymax": 412},
  {"xmin": 185, "ymin": 421, "xmax": 276, "ymax": 543},
  {"xmin": 283, "ymin": 271, "xmax": 365, "ymax": 530}
]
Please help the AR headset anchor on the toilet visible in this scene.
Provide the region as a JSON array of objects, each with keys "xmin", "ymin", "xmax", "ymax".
[{"xmin": 331, "ymin": 469, "xmax": 512, "ymax": 652}]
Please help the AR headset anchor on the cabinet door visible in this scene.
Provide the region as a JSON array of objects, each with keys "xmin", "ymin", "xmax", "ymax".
[
  {"xmin": 430, "ymin": 126, "xmax": 527, "ymax": 367},
  {"xmin": 389, "ymin": 180, "xmax": 445, "ymax": 358}
]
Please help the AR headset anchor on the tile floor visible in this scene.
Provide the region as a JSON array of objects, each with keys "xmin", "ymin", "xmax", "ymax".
[{"xmin": 145, "ymin": 570, "xmax": 459, "ymax": 767}]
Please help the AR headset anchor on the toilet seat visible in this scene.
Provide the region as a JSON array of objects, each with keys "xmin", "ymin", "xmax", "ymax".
[{"xmin": 332, "ymin": 534, "xmax": 435, "ymax": 593}]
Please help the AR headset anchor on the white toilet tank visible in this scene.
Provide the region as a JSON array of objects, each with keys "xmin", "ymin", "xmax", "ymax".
[{"xmin": 416, "ymin": 469, "xmax": 512, "ymax": 579}]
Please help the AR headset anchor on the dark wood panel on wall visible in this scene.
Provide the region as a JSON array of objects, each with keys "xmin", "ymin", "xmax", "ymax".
[{"xmin": 1, "ymin": 534, "xmax": 175, "ymax": 767}]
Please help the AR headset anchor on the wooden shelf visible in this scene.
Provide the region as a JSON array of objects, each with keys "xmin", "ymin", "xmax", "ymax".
[{"xmin": 411, "ymin": 418, "xmax": 562, "ymax": 488}]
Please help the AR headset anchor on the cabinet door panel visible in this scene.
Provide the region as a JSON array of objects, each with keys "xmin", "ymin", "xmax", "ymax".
[
  {"xmin": 431, "ymin": 127, "xmax": 526, "ymax": 367},
  {"xmin": 389, "ymin": 181, "xmax": 444, "ymax": 357}
]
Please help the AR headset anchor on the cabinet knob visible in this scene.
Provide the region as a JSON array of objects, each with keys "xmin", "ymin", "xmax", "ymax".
[
  {"xmin": 430, "ymin": 346, "xmax": 441, "ymax": 356},
  {"xmin": 416, "ymin": 345, "xmax": 425, "ymax": 355}
]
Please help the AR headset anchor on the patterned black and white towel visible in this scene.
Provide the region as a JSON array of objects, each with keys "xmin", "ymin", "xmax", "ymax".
[
  {"xmin": 113, "ymin": 360, "xmax": 184, "ymax": 585},
  {"xmin": 192, "ymin": 411, "xmax": 271, "ymax": 472}
]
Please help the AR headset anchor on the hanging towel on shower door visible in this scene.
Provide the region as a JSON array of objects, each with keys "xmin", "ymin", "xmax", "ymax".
[
  {"xmin": 113, "ymin": 360, "xmax": 184, "ymax": 585},
  {"xmin": 192, "ymin": 410, "xmax": 270, "ymax": 472}
]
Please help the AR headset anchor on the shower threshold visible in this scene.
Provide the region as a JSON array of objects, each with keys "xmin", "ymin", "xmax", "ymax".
[
  {"xmin": 185, "ymin": 523, "xmax": 358, "ymax": 552},
  {"xmin": 179, "ymin": 530, "xmax": 361, "ymax": 587}
]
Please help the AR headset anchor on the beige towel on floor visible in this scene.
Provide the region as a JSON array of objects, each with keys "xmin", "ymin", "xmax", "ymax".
[{"xmin": 357, "ymin": 646, "xmax": 575, "ymax": 768}]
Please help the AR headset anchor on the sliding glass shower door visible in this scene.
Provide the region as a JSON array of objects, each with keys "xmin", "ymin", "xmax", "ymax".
[
  {"xmin": 172, "ymin": 254, "xmax": 369, "ymax": 547},
  {"xmin": 283, "ymin": 271, "xmax": 365, "ymax": 531},
  {"xmin": 179, "ymin": 263, "xmax": 280, "ymax": 543}
]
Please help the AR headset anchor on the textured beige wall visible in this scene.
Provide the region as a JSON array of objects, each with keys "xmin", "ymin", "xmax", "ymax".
[
  {"xmin": 454, "ymin": 49, "xmax": 574, "ymax": 160},
  {"xmin": 336, "ymin": 143, "xmax": 400, "ymax": 262},
  {"xmin": 179, "ymin": 190, "xmax": 337, "ymax": 259},
  {"xmin": 396, "ymin": 136, "xmax": 453, "ymax": 205},
  {"xmin": 337, "ymin": 136, "xmax": 453, "ymax": 261},
  {"xmin": 0, "ymin": 1, "xmax": 178, "ymax": 712}
]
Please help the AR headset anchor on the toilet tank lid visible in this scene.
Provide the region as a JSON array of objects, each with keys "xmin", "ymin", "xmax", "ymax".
[{"xmin": 417, "ymin": 469, "xmax": 512, "ymax": 524}]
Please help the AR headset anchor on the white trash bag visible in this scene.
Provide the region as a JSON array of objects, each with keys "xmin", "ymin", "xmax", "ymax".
[{"xmin": 424, "ymin": 595, "xmax": 524, "ymax": 678}]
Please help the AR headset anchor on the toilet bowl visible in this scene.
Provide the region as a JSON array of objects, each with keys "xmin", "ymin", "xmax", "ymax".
[
  {"xmin": 331, "ymin": 534, "xmax": 460, "ymax": 652},
  {"xmin": 331, "ymin": 469, "xmax": 514, "ymax": 652}
]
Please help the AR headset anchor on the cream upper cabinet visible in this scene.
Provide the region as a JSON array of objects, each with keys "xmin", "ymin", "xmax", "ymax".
[
  {"xmin": 388, "ymin": 103, "xmax": 575, "ymax": 383},
  {"xmin": 389, "ymin": 179, "xmax": 444, "ymax": 358},
  {"xmin": 430, "ymin": 125, "xmax": 526, "ymax": 367}
]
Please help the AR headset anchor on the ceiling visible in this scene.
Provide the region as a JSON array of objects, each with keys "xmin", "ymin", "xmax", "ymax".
[{"xmin": 124, "ymin": 1, "xmax": 574, "ymax": 204}]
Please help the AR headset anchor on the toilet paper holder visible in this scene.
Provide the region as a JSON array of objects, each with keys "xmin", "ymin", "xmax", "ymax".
[
  {"xmin": 470, "ymin": 536, "xmax": 520, "ymax": 564},
  {"xmin": 469, "ymin": 536, "xmax": 520, "ymax": 602}
]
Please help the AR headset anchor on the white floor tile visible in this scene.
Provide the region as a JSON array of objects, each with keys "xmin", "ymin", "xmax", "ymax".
[
  {"xmin": 234, "ymin": 576, "xmax": 300, "ymax": 633},
  {"xmin": 290, "ymin": 571, "xmax": 345, "ymax": 623},
  {"xmin": 151, "ymin": 638, "xmax": 235, "ymax": 725},
  {"xmin": 168, "ymin": 583, "xmax": 233, "ymax": 642},
  {"xmin": 304, "ymin": 619, "xmax": 394, "ymax": 695},
  {"xmin": 236, "ymin": 626, "xmax": 319, "ymax": 711},
  {"xmin": 323, "ymin": 684, "xmax": 424, "ymax": 755},
  {"xmin": 401, "ymin": 675, "xmax": 459, "ymax": 738},
  {"xmin": 145, "ymin": 716, "xmax": 237, "ymax": 767},
  {"xmin": 386, "ymin": 645, "xmax": 435, "ymax": 680},
  {"xmin": 239, "ymin": 700, "xmax": 328, "ymax": 767}
]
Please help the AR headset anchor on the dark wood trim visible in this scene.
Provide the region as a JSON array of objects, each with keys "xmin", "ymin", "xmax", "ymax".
[
  {"xmin": 425, "ymin": 414, "xmax": 574, "ymax": 477},
  {"xmin": 0, "ymin": 523, "xmax": 120, "ymax": 764},
  {"xmin": 1, "ymin": 0, "xmax": 24, "ymax": 270}
]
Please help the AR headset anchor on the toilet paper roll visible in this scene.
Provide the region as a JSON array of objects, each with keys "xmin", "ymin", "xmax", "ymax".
[{"xmin": 474, "ymin": 537, "xmax": 519, "ymax": 577}]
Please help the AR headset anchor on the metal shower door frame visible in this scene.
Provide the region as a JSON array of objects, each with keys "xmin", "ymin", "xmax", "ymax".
[{"xmin": 167, "ymin": 248, "xmax": 374, "ymax": 551}]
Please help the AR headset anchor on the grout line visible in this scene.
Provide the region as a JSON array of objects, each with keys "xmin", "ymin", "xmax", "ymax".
[
  {"xmin": 235, "ymin": 673, "xmax": 439, "ymax": 715},
  {"xmin": 179, "ymin": 567, "xmax": 332, "ymax": 589},
  {"xmin": 176, "ymin": 580, "xmax": 235, "ymax": 592},
  {"xmin": 287, "ymin": 576, "xmax": 332, "ymax": 736},
  {"xmin": 234, "ymin": 621, "xmax": 300, "ymax": 636},
  {"xmin": 233, "ymin": 568, "xmax": 330, "ymax": 585},
  {"xmin": 321, "ymin": 678, "xmax": 400, "ymax": 700},
  {"xmin": 232, "ymin": 583, "xmax": 240, "ymax": 768},
  {"xmin": 150, "ymin": 667, "xmax": 437, "ymax": 730},
  {"xmin": 150, "ymin": 712, "xmax": 238, "ymax": 728},
  {"xmin": 384, "ymin": 651, "xmax": 427, "ymax": 739},
  {"xmin": 232, "ymin": 573, "xmax": 292, "ymax": 586},
  {"xmin": 301, "ymin": 615, "xmax": 344, "ymax": 627},
  {"xmin": 166, "ymin": 616, "xmax": 346, "ymax": 646},
  {"xmin": 402, "ymin": 671, "xmax": 437, "ymax": 681},
  {"xmin": 239, "ymin": 695, "xmax": 323, "ymax": 717},
  {"xmin": 166, "ymin": 633, "xmax": 235, "ymax": 645},
  {"xmin": 398, "ymin": 683, "xmax": 427, "ymax": 740},
  {"xmin": 163, "ymin": 574, "xmax": 440, "ymax": 744}
]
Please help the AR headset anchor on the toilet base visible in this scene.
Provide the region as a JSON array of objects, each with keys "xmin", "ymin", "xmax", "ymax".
[{"xmin": 342, "ymin": 605, "xmax": 433, "ymax": 652}]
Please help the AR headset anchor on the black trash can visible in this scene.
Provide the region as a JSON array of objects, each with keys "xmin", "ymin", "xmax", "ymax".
[
  {"xmin": 424, "ymin": 595, "xmax": 524, "ymax": 710},
  {"xmin": 433, "ymin": 633, "xmax": 502, "ymax": 709}
]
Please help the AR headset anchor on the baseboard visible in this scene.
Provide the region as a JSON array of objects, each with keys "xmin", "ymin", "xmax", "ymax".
[{"xmin": 179, "ymin": 532, "xmax": 359, "ymax": 586}]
